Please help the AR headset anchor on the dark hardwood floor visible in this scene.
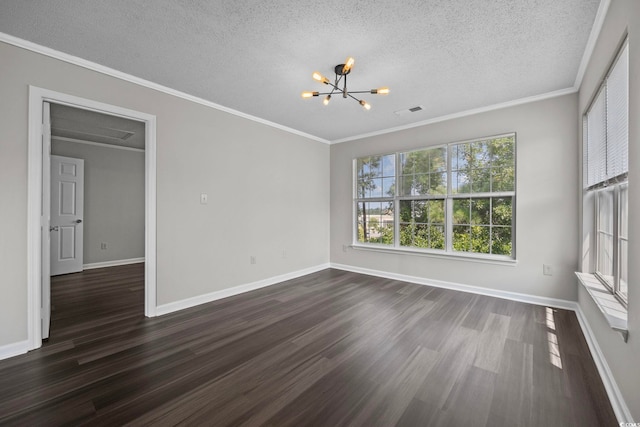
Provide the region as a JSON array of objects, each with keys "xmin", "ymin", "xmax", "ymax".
[{"xmin": 0, "ymin": 265, "xmax": 616, "ymax": 426}]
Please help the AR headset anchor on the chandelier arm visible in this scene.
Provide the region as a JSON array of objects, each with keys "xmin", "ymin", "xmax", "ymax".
[
  {"xmin": 346, "ymin": 93, "xmax": 363, "ymax": 103},
  {"xmin": 347, "ymin": 90, "xmax": 375, "ymax": 94},
  {"xmin": 322, "ymin": 80, "xmax": 342, "ymax": 93}
]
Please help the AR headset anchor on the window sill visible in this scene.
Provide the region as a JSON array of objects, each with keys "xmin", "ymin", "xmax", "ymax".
[
  {"xmin": 575, "ymin": 272, "xmax": 628, "ymax": 342},
  {"xmin": 350, "ymin": 244, "xmax": 517, "ymax": 266}
]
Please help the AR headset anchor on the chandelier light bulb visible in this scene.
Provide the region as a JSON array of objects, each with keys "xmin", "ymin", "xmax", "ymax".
[
  {"xmin": 372, "ymin": 87, "xmax": 390, "ymax": 95},
  {"xmin": 323, "ymin": 94, "xmax": 331, "ymax": 105},
  {"xmin": 342, "ymin": 57, "xmax": 355, "ymax": 73},
  {"xmin": 312, "ymin": 72, "xmax": 329, "ymax": 84},
  {"xmin": 360, "ymin": 100, "xmax": 371, "ymax": 110},
  {"xmin": 301, "ymin": 91, "xmax": 319, "ymax": 98}
]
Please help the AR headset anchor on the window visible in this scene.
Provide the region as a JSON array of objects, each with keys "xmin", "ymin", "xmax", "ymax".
[
  {"xmin": 582, "ymin": 40, "xmax": 628, "ymax": 304},
  {"xmin": 354, "ymin": 134, "xmax": 516, "ymax": 259},
  {"xmin": 356, "ymin": 154, "xmax": 395, "ymax": 244}
]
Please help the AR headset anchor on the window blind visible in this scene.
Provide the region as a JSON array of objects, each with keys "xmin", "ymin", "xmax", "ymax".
[
  {"xmin": 606, "ymin": 43, "xmax": 629, "ymax": 179},
  {"xmin": 585, "ymin": 88, "xmax": 607, "ymax": 188},
  {"xmin": 584, "ymin": 41, "xmax": 629, "ymax": 189}
]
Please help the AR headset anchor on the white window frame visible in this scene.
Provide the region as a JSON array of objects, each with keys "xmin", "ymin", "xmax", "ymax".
[
  {"xmin": 591, "ymin": 183, "xmax": 628, "ymax": 305},
  {"xmin": 353, "ymin": 133, "xmax": 516, "ymax": 262},
  {"xmin": 582, "ymin": 38, "xmax": 628, "ymax": 306}
]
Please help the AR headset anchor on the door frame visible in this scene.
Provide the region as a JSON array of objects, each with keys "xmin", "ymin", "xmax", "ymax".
[{"xmin": 27, "ymin": 86, "xmax": 157, "ymax": 350}]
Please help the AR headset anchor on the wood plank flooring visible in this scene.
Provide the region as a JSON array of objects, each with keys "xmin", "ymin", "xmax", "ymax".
[{"xmin": 0, "ymin": 265, "xmax": 616, "ymax": 426}]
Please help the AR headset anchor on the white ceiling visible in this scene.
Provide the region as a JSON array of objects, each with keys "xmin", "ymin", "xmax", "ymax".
[
  {"xmin": 50, "ymin": 104, "xmax": 145, "ymax": 149},
  {"xmin": 0, "ymin": 0, "xmax": 602, "ymax": 143}
]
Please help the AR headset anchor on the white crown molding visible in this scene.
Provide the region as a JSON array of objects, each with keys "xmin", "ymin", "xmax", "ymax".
[
  {"xmin": 0, "ymin": 32, "xmax": 330, "ymax": 145},
  {"xmin": 155, "ymin": 263, "xmax": 330, "ymax": 316},
  {"xmin": 52, "ymin": 136, "xmax": 145, "ymax": 153},
  {"xmin": 2, "ymin": 29, "xmax": 599, "ymax": 147},
  {"xmin": 573, "ymin": 0, "xmax": 612, "ymax": 90},
  {"xmin": 330, "ymin": 87, "xmax": 578, "ymax": 144},
  {"xmin": 82, "ymin": 257, "xmax": 145, "ymax": 270}
]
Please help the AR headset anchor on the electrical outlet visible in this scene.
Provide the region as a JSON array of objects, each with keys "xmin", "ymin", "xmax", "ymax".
[
  {"xmin": 543, "ymin": 264, "xmax": 553, "ymax": 276},
  {"xmin": 250, "ymin": 256, "xmax": 256, "ymax": 264},
  {"xmin": 100, "ymin": 242, "xmax": 107, "ymax": 250},
  {"xmin": 200, "ymin": 193, "xmax": 208, "ymax": 204}
]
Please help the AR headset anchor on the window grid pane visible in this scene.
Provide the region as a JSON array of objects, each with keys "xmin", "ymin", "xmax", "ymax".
[
  {"xmin": 618, "ymin": 185, "xmax": 628, "ymax": 301},
  {"xmin": 596, "ymin": 189, "xmax": 614, "ymax": 288},
  {"xmin": 356, "ymin": 154, "xmax": 396, "ymax": 199},
  {"xmin": 399, "ymin": 147, "xmax": 447, "ymax": 196},
  {"xmin": 399, "ymin": 199, "xmax": 445, "ymax": 250},
  {"xmin": 451, "ymin": 136, "xmax": 515, "ymax": 195},
  {"xmin": 452, "ymin": 196, "xmax": 513, "ymax": 256},
  {"xmin": 357, "ymin": 201, "xmax": 394, "ymax": 245}
]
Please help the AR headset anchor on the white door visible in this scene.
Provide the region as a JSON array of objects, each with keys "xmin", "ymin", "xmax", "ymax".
[{"xmin": 50, "ymin": 155, "xmax": 85, "ymax": 276}]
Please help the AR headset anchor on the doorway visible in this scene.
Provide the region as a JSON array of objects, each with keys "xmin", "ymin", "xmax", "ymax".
[{"xmin": 28, "ymin": 86, "xmax": 157, "ymax": 350}]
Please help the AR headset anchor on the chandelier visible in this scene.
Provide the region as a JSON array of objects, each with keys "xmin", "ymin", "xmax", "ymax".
[{"xmin": 301, "ymin": 57, "xmax": 389, "ymax": 110}]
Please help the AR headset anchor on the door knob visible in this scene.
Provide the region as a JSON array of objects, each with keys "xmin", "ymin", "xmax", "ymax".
[{"xmin": 74, "ymin": 219, "xmax": 83, "ymax": 224}]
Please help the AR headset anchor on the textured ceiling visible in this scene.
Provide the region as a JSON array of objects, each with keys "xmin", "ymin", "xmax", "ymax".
[{"xmin": 0, "ymin": 0, "xmax": 601, "ymax": 142}]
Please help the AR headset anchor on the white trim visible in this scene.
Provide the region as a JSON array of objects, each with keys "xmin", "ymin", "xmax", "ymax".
[
  {"xmin": 350, "ymin": 244, "xmax": 518, "ymax": 266},
  {"xmin": 0, "ymin": 340, "xmax": 30, "ymax": 361},
  {"xmin": 573, "ymin": 304, "xmax": 633, "ymax": 423},
  {"xmin": 9, "ymin": 258, "xmax": 635, "ymax": 418},
  {"xmin": 144, "ymin": 111, "xmax": 157, "ymax": 318},
  {"xmin": 82, "ymin": 257, "xmax": 145, "ymax": 270},
  {"xmin": 52, "ymin": 136, "xmax": 145, "ymax": 153},
  {"xmin": 574, "ymin": 0, "xmax": 612, "ymax": 89},
  {"xmin": 0, "ymin": 31, "xmax": 597, "ymax": 147},
  {"xmin": 28, "ymin": 86, "xmax": 158, "ymax": 352},
  {"xmin": 27, "ymin": 88, "xmax": 44, "ymax": 350},
  {"xmin": 575, "ymin": 272, "xmax": 627, "ymax": 333},
  {"xmin": 330, "ymin": 262, "xmax": 632, "ymax": 423},
  {"xmin": 331, "ymin": 88, "xmax": 577, "ymax": 144},
  {"xmin": 0, "ymin": 32, "xmax": 329, "ymax": 145},
  {"xmin": 156, "ymin": 263, "xmax": 330, "ymax": 316},
  {"xmin": 330, "ymin": 263, "xmax": 575, "ymax": 309}
]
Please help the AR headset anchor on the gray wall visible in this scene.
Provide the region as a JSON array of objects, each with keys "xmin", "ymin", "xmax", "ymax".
[
  {"xmin": 0, "ymin": 41, "xmax": 330, "ymax": 346},
  {"xmin": 51, "ymin": 140, "xmax": 145, "ymax": 265},
  {"xmin": 331, "ymin": 94, "xmax": 579, "ymax": 301},
  {"xmin": 577, "ymin": 0, "xmax": 640, "ymax": 419}
]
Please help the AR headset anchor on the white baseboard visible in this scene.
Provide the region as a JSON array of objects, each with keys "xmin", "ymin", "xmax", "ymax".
[
  {"xmin": 155, "ymin": 263, "xmax": 331, "ymax": 316},
  {"xmin": 573, "ymin": 305, "xmax": 633, "ymax": 423},
  {"xmin": 330, "ymin": 262, "xmax": 631, "ymax": 423},
  {"xmin": 330, "ymin": 263, "xmax": 576, "ymax": 310},
  {"xmin": 83, "ymin": 257, "xmax": 145, "ymax": 270},
  {"xmin": 0, "ymin": 340, "xmax": 30, "ymax": 361}
]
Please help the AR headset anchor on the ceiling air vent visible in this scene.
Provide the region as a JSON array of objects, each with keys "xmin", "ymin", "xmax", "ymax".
[{"xmin": 394, "ymin": 105, "xmax": 424, "ymax": 116}]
